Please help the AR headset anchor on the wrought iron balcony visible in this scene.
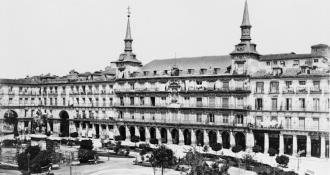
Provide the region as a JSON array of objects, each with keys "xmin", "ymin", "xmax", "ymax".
[{"xmin": 282, "ymin": 87, "xmax": 295, "ymax": 94}]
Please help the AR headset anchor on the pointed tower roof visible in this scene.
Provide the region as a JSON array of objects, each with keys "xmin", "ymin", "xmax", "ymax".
[
  {"xmin": 241, "ymin": 0, "xmax": 251, "ymax": 27},
  {"xmin": 125, "ymin": 9, "xmax": 132, "ymax": 41}
]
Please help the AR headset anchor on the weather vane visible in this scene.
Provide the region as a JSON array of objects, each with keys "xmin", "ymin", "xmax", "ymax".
[{"xmin": 127, "ymin": 6, "xmax": 131, "ymax": 17}]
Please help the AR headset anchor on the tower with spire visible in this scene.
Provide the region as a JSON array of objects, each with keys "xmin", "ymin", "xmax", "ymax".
[
  {"xmin": 230, "ymin": 0, "xmax": 260, "ymax": 75},
  {"xmin": 111, "ymin": 7, "xmax": 142, "ymax": 78}
]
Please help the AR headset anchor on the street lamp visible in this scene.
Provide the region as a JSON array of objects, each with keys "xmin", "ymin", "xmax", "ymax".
[{"xmin": 27, "ymin": 152, "xmax": 31, "ymax": 173}]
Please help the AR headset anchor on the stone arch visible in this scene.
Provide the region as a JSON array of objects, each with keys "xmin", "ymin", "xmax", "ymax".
[
  {"xmin": 129, "ymin": 126, "xmax": 135, "ymax": 137},
  {"xmin": 118, "ymin": 125, "xmax": 126, "ymax": 140},
  {"xmin": 160, "ymin": 128, "xmax": 168, "ymax": 143},
  {"xmin": 253, "ymin": 132, "xmax": 264, "ymax": 152},
  {"xmin": 149, "ymin": 127, "xmax": 156, "ymax": 139},
  {"xmin": 222, "ymin": 131, "xmax": 230, "ymax": 149},
  {"xmin": 171, "ymin": 128, "xmax": 179, "ymax": 144},
  {"xmin": 139, "ymin": 127, "xmax": 146, "ymax": 141},
  {"xmin": 59, "ymin": 110, "xmax": 70, "ymax": 137},
  {"xmin": 208, "ymin": 130, "xmax": 217, "ymax": 146},
  {"xmin": 3, "ymin": 110, "xmax": 18, "ymax": 135},
  {"xmin": 196, "ymin": 130, "xmax": 204, "ymax": 146},
  {"xmin": 183, "ymin": 129, "xmax": 191, "ymax": 145},
  {"xmin": 235, "ymin": 132, "xmax": 246, "ymax": 150}
]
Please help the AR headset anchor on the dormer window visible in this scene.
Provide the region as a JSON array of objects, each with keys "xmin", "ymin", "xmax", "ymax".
[
  {"xmin": 280, "ymin": 61, "xmax": 285, "ymax": 66},
  {"xmin": 188, "ymin": 69, "xmax": 194, "ymax": 74},
  {"xmin": 153, "ymin": 71, "xmax": 157, "ymax": 75},
  {"xmin": 293, "ymin": 60, "xmax": 300, "ymax": 66},
  {"xmin": 200, "ymin": 68, "xmax": 207, "ymax": 75},
  {"xmin": 273, "ymin": 60, "xmax": 277, "ymax": 65},
  {"xmin": 196, "ymin": 81, "xmax": 202, "ymax": 85},
  {"xmin": 214, "ymin": 68, "xmax": 221, "ymax": 74},
  {"xmin": 266, "ymin": 61, "xmax": 270, "ymax": 66},
  {"xmin": 143, "ymin": 71, "xmax": 149, "ymax": 76},
  {"xmin": 314, "ymin": 59, "xmax": 318, "ymax": 63},
  {"xmin": 164, "ymin": 70, "xmax": 168, "ymax": 74},
  {"xmin": 299, "ymin": 81, "xmax": 306, "ymax": 85}
]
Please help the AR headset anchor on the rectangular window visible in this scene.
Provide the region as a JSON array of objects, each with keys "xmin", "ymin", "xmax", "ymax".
[
  {"xmin": 130, "ymin": 97, "xmax": 134, "ymax": 105},
  {"xmin": 285, "ymin": 81, "xmax": 292, "ymax": 88},
  {"xmin": 285, "ymin": 98, "xmax": 292, "ymax": 110},
  {"xmin": 140, "ymin": 97, "xmax": 144, "ymax": 105},
  {"xmin": 196, "ymin": 113, "xmax": 202, "ymax": 122},
  {"xmin": 273, "ymin": 60, "xmax": 277, "ymax": 65},
  {"xmin": 256, "ymin": 116, "xmax": 263, "ymax": 126},
  {"xmin": 280, "ymin": 61, "xmax": 285, "ymax": 66},
  {"xmin": 184, "ymin": 113, "xmax": 189, "ymax": 122},
  {"xmin": 235, "ymin": 115, "xmax": 244, "ymax": 124},
  {"xmin": 299, "ymin": 81, "xmax": 306, "ymax": 85},
  {"xmin": 150, "ymin": 97, "xmax": 155, "ymax": 106},
  {"xmin": 223, "ymin": 81, "xmax": 229, "ymax": 90},
  {"xmin": 271, "ymin": 98, "xmax": 277, "ymax": 110},
  {"xmin": 196, "ymin": 97, "xmax": 203, "ymax": 107},
  {"xmin": 256, "ymin": 82, "xmax": 264, "ymax": 93},
  {"xmin": 285, "ymin": 117, "xmax": 292, "ymax": 129},
  {"xmin": 270, "ymin": 81, "xmax": 279, "ymax": 93},
  {"xmin": 255, "ymin": 98, "xmax": 263, "ymax": 110},
  {"xmin": 207, "ymin": 113, "xmax": 215, "ymax": 123},
  {"xmin": 222, "ymin": 98, "xmax": 229, "ymax": 108},
  {"xmin": 223, "ymin": 115, "xmax": 229, "ymax": 123},
  {"xmin": 313, "ymin": 81, "xmax": 320, "ymax": 90},
  {"xmin": 314, "ymin": 59, "xmax": 318, "ymax": 63},
  {"xmin": 196, "ymin": 81, "xmax": 202, "ymax": 85},
  {"xmin": 299, "ymin": 98, "xmax": 305, "ymax": 110},
  {"xmin": 299, "ymin": 117, "xmax": 305, "ymax": 129},
  {"xmin": 209, "ymin": 97, "xmax": 215, "ymax": 107},
  {"xmin": 266, "ymin": 61, "xmax": 270, "ymax": 66},
  {"xmin": 120, "ymin": 97, "xmax": 124, "ymax": 106},
  {"xmin": 312, "ymin": 118, "xmax": 319, "ymax": 130},
  {"xmin": 313, "ymin": 98, "xmax": 320, "ymax": 111},
  {"xmin": 237, "ymin": 97, "xmax": 244, "ymax": 108},
  {"xmin": 293, "ymin": 60, "xmax": 300, "ymax": 66}
]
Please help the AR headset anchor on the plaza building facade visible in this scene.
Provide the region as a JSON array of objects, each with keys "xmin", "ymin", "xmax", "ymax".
[{"xmin": 1, "ymin": 2, "xmax": 329, "ymax": 159}]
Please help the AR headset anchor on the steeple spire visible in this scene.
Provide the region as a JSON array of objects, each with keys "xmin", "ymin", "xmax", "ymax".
[
  {"xmin": 124, "ymin": 6, "xmax": 133, "ymax": 52},
  {"xmin": 240, "ymin": 0, "xmax": 252, "ymax": 42},
  {"xmin": 241, "ymin": 0, "xmax": 251, "ymax": 27}
]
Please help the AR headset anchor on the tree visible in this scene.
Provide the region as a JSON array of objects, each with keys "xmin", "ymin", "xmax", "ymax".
[
  {"xmin": 276, "ymin": 155, "xmax": 289, "ymax": 168},
  {"xmin": 185, "ymin": 148, "xmax": 204, "ymax": 175},
  {"xmin": 203, "ymin": 145, "xmax": 209, "ymax": 152},
  {"xmin": 231, "ymin": 145, "xmax": 243, "ymax": 153},
  {"xmin": 4, "ymin": 110, "xmax": 19, "ymax": 137},
  {"xmin": 80, "ymin": 139, "xmax": 93, "ymax": 150},
  {"xmin": 151, "ymin": 145, "xmax": 175, "ymax": 175},
  {"xmin": 252, "ymin": 145, "xmax": 262, "ymax": 153},
  {"xmin": 211, "ymin": 143, "xmax": 222, "ymax": 154},
  {"xmin": 242, "ymin": 154, "xmax": 255, "ymax": 170},
  {"xmin": 268, "ymin": 147, "xmax": 277, "ymax": 156},
  {"xmin": 131, "ymin": 135, "xmax": 140, "ymax": 147}
]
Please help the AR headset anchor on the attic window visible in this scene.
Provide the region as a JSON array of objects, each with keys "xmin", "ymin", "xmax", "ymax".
[
  {"xmin": 164, "ymin": 70, "xmax": 168, "ymax": 74},
  {"xmin": 273, "ymin": 60, "xmax": 278, "ymax": 65},
  {"xmin": 153, "ymin": 71, "xmax": 157, "ymax": 75},
  {"xmin": 188, "ymin": 69, "xmax": 194, "ymax": 74},
  {"xmin": 314, "ymin": 59, "xmax": 318, "ymax": 63},
  {"xmin": 143, "ymin": 71, "xmax": 149, "ymax": 76},
  {"xmin": 200, "ymin": 68, "xmax": 207, "ymax": 75},
  {"xmin": 293, "ymin": 60, "xmax": 300, "ymax": 66},
  {"xmin": 214, "ymin": 68, "xmax": 221, "ymax": 74},
  {"xmin": 280, "ymin": 61, "xmax": 285, "ymax": 66},
  {"xmin": 266, "ymin": 61, "xmax": 270, "ymax": 66}
]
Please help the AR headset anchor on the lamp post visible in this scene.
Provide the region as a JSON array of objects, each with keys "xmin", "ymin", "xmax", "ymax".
[{"xmin": 27, "ymin": 152, "xmax": 31, "ymax": 173}]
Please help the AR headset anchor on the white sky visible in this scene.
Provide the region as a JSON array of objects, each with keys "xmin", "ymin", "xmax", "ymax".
[{"xmin": 0, "ymin": 0, "xmax": 329, "ymax": 78}]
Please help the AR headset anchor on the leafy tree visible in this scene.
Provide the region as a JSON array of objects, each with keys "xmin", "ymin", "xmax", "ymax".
[
  {"xmin": 151, "ymin": 145, "xmax": 175, "ymax": 175},
  {"xmin": 4, "ymin": 110, "xmax": 19, "ymax": 137},
  {"xmin": 149, "ymin": 138, "xmax": 158, "ymax": 145},
  {"xmin": 276, "ymin": 155, "xmax": 289, "ymax": 168},
  {"xmin": 268, "ymin": 147, "xmax": 278, "ymax": 156},
  {"xmin": 131, "ymin": 135, "xmax": 140, "ymax": 147},
  {"xmin": 231, "ymin": 145, "xmax": 243, "ymax": 153},
  {"xmin": 114, "ymin": 135, "xmax": 124, "ymax": 141},
  {"xmin": 114, "ymin": 141, "xmax": 122, "ymax": 154},
  {"xmin": 80, "ymin": 139, "xmax": 93, "ymax": 150},
  {"xmin": 242, "ymin": 154, "xmax": 255, "ymax": 170},
  {"xmin": 211, "ymin": 143, "xmax": 222, "ymax": 154},
  {"xmin": 252, "ymin": 145, "xmax": 262, "ymax": 153},
  {"xmin": 185, "ymin": 148, "xmax": 204, "ymax": 175},
  {"xmin": 203, "ymin": 145, "xmax": 209, "ymax": 152}
]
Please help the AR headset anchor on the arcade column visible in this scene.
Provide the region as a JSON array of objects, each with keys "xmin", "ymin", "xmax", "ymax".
[
  {"xmin": 179, "ymin": 129, "xmax": 184, "ymax": 145},
  {"xmin": 264, "ymin": 133, "xmax": 269, "ymax": 154}
]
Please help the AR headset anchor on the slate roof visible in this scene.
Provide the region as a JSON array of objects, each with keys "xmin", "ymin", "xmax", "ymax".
[
  {"xmin": 260, "ymin": 53, "xmax": 323, "ymax": 61},
  {"xmin": 141, "ymin": 55, "xmax": 232, "ymax": 73}
]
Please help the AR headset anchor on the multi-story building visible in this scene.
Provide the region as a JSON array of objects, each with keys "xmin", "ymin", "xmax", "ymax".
[{"xmin": 0, "ymin": 1, "xmax": 329, "ymax": 159}]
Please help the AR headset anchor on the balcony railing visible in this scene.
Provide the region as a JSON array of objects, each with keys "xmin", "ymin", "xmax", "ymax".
[
  {"xmin": 296, "ymin": 87, "xmax": 308, "ymax": 94},
  {"xmin": 115, "ymin": 103, "xmax": 250, "ymax": 109},
  {"xmin": 282, "ymin": 87, "xmax": 294, "ymax": 94},
  {"xmin": 310, "ymin": 87, "xmax": 322, "ymax": 94}
]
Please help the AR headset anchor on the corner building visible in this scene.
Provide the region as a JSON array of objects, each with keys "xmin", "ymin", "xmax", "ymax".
[{"xmin": 0, "ymin": 1, "xmax": 329, "ymax": 159}]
